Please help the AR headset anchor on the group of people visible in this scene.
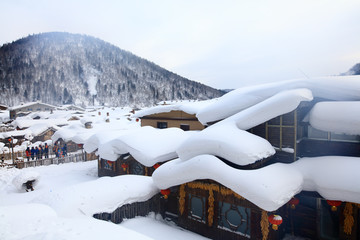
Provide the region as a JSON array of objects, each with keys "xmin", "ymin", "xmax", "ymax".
[
  {"xmin": 25, "ymin": 143, "xmax": 49, "ymax": 161},
  {"xmin": 52, "ymin": 142, "xmax": 67, "ymax": 158},
  {"xmin": 24, "ymin": 142, "xmax": 68, "ymax": 161}
]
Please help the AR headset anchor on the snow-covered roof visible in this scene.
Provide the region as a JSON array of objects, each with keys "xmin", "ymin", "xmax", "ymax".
[
  {"xmin": 196, "ymin": 76, "xmax": 360, "ymax": 124},
  {"xmin": 177, "ymin": 88, "xmax": 312, "ymax": 165},
  {"xmin": 153, "ymin": 155, "xmax": 360, "ymax": 211},
  {"xmin": 133, "ymin": 99, "xmax": 217, "ymax": 118},
  {"xmin": 12, "ymin": 118, "xmax": 69, "ymax": 129},
  {"xmin": 308, "ymin": 101, "xmax": 360, "ymax": 135},
  {"xmin": 96, "ymin": 126, "xmax": 194, "ymax": 166},
  {"xmin": 9, "ymin": 101, "xmax": 56, "ymax": 111}
]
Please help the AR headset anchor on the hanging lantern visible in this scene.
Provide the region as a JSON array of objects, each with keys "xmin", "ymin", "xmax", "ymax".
[
  {"xmin": 153, "ymin": 163, "xmax": 160, "ymax": 169},
  {"xmin": 327, "ymin": 200, "xmax": 342, "ymax": 211},
  {"xmin": 136, "ymin": 118, "xmax": 139, "ymax": 122},
  {"xmin": 121, "ymin": 163, "xmax": 129, "ymax": 171},
  {"xmin": 289, "ymin": 197, "xmax": 300, "ymax": 209},
  {"xmin": 77, "ymin": 144, "xmax": 83, "ymax": 148},
  {"xmin": 268, "ymin": 214, "xmax": 283, "ymax": 230},
  {"xmin": 160, "ymin": 189, "xmax": 171, "ymax": 199}
]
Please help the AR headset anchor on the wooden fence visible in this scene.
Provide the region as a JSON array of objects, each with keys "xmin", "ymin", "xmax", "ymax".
[{"xmin": 15, "ymin": 152, "xmax": 88, "ymax": 169}]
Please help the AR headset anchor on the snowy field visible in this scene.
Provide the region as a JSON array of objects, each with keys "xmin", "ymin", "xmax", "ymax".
[{"xmin": 0, "ymin": 160, "xmax": 208, "ymax": 240}]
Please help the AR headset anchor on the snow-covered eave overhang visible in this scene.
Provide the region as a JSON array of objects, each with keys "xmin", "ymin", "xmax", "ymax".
[
  {"xmin": 196, "ymin": 76, "xmax": 360, "ymax": 125},
  {"xmin": 178, "ymin": 89, "xmax": 313, "ymax": 166},
  {"xmin": 152, "ymin": 155, "xmax": 360, "ymax": 212}
]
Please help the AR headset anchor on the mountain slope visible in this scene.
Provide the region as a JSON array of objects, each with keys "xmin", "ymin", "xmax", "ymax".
[{"xmin": 0, "ymin": 32, "xmax": 224, "ymax": 107}]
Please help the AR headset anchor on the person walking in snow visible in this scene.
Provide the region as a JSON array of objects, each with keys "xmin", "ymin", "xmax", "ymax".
[
  {"xmin": 31, "ymin": 147, "xmax": 35, "ymax": 160},
  {"xmin": 63, "ymin": 143, "xmax": 67, "ymax": 156},
  {"xmin": 39, "ymin": 145, "xmax": 43, "ymax": 159},
  {"xmin": 25, "ymin": 147, "xmax": 31, "ymax": 161},
  {"xmin": 53, "ymin": 143, "xmax": 58, "ymax": 158},
  {"xmin": 35, "ymin": 146, "xmax": 40, "ymax": 160},
  {"xmin": 44, "ymin": 143, "xmax": 49, "ymax": 159}
]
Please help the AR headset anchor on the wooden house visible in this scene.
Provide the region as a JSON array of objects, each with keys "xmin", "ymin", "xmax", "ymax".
[
  {"xmin": 156, "ymin": 99, "xmax": 360, "ymax": 240},
  {"xmin": 98, "ymin": 153, "xmax": 159, "ymax": 177},
  {"xmin": 9, "ymin": 102, "xmax": 56, "ymax": 119},
  {"xmin": 138, "ymin": 110, "xmax": 204, "ymax": 131}
]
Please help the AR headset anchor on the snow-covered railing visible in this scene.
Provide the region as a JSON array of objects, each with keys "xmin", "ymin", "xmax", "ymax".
[{"xmin": 15, "ymin": 152, "xmax": 88, "ymax": 169}]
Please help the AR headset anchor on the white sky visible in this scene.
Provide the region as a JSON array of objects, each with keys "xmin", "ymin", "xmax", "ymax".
[{"xmin": 1, "ymin": 0, "xmax": 360, "ymax": 89}]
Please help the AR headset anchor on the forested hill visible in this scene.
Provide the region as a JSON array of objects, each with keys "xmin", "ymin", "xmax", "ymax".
[{"xmin": 0, "ymin": 32, "xmax": 225, "ymax": 107}]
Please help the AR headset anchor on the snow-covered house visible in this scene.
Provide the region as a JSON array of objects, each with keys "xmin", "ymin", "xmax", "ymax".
[
  {"xmin": 149, "ymin": 76, "xmax": 360, "ymax": 240},
  {"xmin": 9, "ymin": 101, "xmax": 56, "ymax": 119},
  {"xmin": 133, "ymin": 100, "xmax": 215, "ymax": 131},
  {"xmin": 92, "ymin": 126, "xmax": 193, "ymax": 177}
]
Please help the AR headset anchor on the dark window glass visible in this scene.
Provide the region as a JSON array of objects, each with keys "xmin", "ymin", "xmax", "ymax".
[
  {"xmin": 188, "ymin": 194, "xmax": 206, "ymax": 223},
  {"xmin": 180, "ymin": 124, "xmax": 190, "ymax": 131},
  {"xmin": 130, "ymin": 161, "xmax": 144, "ymax": 175},
  {"xmin": 157, "ymin": 122, "xmax": 168, "ymax": 129},
  {"xmin": 218, "ymin": 202, "xmax": 251, "ymax": 238}
]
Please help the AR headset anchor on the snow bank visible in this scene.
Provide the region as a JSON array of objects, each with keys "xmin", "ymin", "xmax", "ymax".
[
  {"xmin": 308, "ymin": 101, "xmax": 360, "ymax": 135},
  {"xmin": 97, "ymin": 127, "xmax": 193, "ymax": 166},
  {"xmin": 35, "ymin": 175, "xmax": 159, "ymax": 217},
  {"xmin": 12, "ymin": 170, "xmax": 40, "ymax": 191},
  {"xmin": 153, "ymin": 156, "xmax": 360, "ymax": 211},
  {"xmin": 0, "ymin": 203, "xmax": 152, "ymax": 240}
]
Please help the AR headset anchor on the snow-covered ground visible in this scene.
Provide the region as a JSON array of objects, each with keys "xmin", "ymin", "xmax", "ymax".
[{"xmin": 0, "ymin": 161, "xmax": 209, "ymax": 240}]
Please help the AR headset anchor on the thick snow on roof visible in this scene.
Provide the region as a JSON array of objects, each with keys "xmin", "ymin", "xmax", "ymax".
[
  {"xmin": 197, "ymin": 76, "xmax": 360, "ymax": 124},
  {"xmin": 177, "ymin": 124, "xmax": 275, "ymax": 165},
  {"xmin": 308, "ymin": 101, "xmax": 360, "ymax": 135},
  {"xmin": 153, "ymin": 155, "xmax": 360, "ymax": 211},
  {"xmin": 12, "ymin": 118, "xmax": 69, "ymax": 129},
  {"xmin": 133, "ymin": 99, "xmax": 217, "ymax": 118},
  {"xmin": 96, "ymin": 126, "xmax": 194, "ymax": 166},
  {"xmin": 52, "ymin": 118, "xmax": 140, "ymax": 144},
  {"xmin": 9, "ymin": 101, "xmax": 56, "ymax": 111},
  {"xmin": 177, "ymin": 88, "xmax": 312, "ymax": 165}
]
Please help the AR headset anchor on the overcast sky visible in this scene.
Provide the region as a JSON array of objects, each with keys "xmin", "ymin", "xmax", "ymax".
[{"xmin": 1, "ymin": 0, "xmax": 360, "ymax": 89}]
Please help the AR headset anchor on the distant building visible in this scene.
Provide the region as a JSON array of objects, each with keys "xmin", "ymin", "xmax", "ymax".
[{"xmin": 9, "ymin": 102, "xmax": 56, "ymax": 119}]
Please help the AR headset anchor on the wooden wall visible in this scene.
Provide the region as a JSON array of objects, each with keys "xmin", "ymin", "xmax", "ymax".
[
  {"xmin": 140, "ymin": 110, "xmax": 205, "ymax": 130},
  {"xmin": 171, "ymin": 180, "xmax": 282, "ymax": 240}
]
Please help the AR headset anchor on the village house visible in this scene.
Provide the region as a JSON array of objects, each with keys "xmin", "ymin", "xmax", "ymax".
[
  {"xmin": 133, "ymin": 100, "xmax": 216, "ymax": 131},
  {"xmin": 90, "ymin": 76, "xmax": 360, "ymax": 240},
  {"xmin": 9, "ymin": 101, "xmax": 56, "ymax": 119}
]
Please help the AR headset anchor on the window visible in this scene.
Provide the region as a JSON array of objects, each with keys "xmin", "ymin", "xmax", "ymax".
[
  {"xmin": 103, "ymin": 160, "xmax": 114, "ymax": 170},
  {"xmin": 130, "ymin": 161, "xmax": 144, "ymax": 175},
  {"xmin": 180, "ymin": 124, "xmax": 190, "ymax": 131},
  {"xmin": 157, "ymin": 122, "xmax": 168, "ymax": 129},
  {"xmin": 218, "ymin": 202, "xmax": 251, "ymax": 238},
  {"xmin": 188, "ymin": 194, "xmax": 206, "ymax": 223},
  {"xmin": 308, "ymin": 126, "xmax": 360, "ymax": 142}
]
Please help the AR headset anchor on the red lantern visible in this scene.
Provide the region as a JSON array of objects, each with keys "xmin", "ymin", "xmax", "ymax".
[
  {"xmin": 268, "ymin": 214, "xmax": 283, "ymax": 230},
  {"xmin": 136, "ymin": 118, "xmax": 139, "ymax": 122},
  {"xmin": 77, "ymin": 144, "xmax": 83, "ymax": 148},
  {"xmin": 160, "ymin": 189, "xmax": 171, "ymax": 199},
  {"xmin": 289, "ymin": 197, "xmax": 299, "ymax": 209},
  {"xmin": 327, "ymin": 200, "xmax": 342, "ymax": 211},
  {"xmin": 153, "ymin": 163, "xmax": 160, "ymax": 169},
  {"xmin": 121, "ymin": 163, "xmax": 129, "ymax": 171}
]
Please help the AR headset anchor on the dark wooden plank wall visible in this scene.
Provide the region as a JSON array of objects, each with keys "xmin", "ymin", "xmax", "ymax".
[{"xmin": 93, "ymin": 194, "xmax": 162, "ymax": 224}]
